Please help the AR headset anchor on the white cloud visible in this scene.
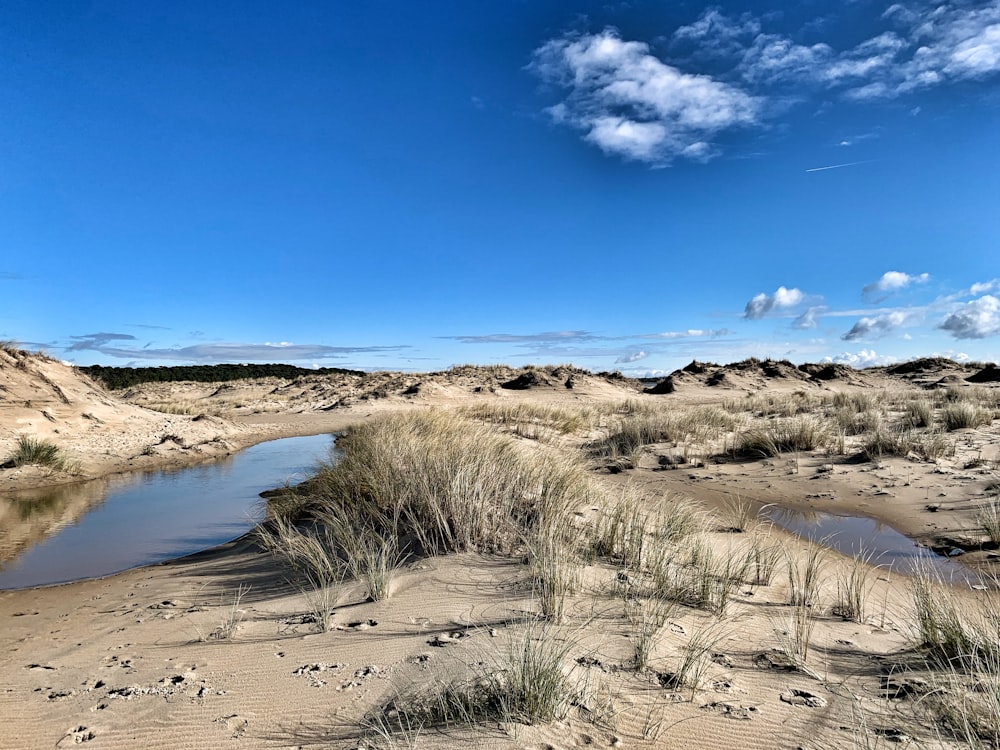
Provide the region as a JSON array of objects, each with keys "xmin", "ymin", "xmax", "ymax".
[
  {"xmin": 673, "ymin": 9, "xmax": 761, "ymax": 45},
  {"xmin": 616, "ymin": 350, "xmax": 649, "ymax": 363},
  {"xmin": 531, "ymin": 29, "xmax": 761, "ymax": 164},
  {"xmin": 445, "ymin": 331, "xmax": 597, "ymax": 344},
  {"xmin": 970, "ymin": 279, "xmax": 1000, "ymax": 295},
  {"xmin": 73, "ymin": 341, "xmax": 407, "ymax": 363},
  {"xmin": 740, "ymin": 35, "xmax": 834, "ymax": 83},
  {"xmin": 645, "ymin": 328, "xmax": 730, "ymax": 339},
  {"xmin": 862, "ymin": 270, "xmax": 930, "ymax": 301},
  {"xmin": 744, "ymin": 286, "xmax": 806, "ymax": 319},
  {"xmin": 793, "ymin": 307, "xmax": 822, "ymax": 329},
  {"xmin": 842, "ymin": 310, "xmax": 911, "ymax": 340},
  {"xmin": 825, "ymin": 349, "xmax": 898, "ymax": 368},
  {"xmin": 675, "ymin": 3, "xmax": 1000, "ymax": 100},
  {"xmin": 939, "ymin": 295, "xmax": 1000, "ymax": 339}
]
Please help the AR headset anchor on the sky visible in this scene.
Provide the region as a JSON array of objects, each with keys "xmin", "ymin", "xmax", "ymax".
[{"xmin": 1, "ymin": 1, "xmax": 998, "ymax": 375}]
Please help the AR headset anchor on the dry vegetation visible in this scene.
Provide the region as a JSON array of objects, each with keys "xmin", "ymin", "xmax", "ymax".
[
  {"xmin": 248, "ymin": 382, "xmax": 1000, "ymax": 748},
  {"xmin": 6, "ymin": 356, "xmax": 1000, "ymax": 749}
]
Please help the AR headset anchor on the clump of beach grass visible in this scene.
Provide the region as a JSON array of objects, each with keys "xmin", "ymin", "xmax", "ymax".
[
  {"xmin": 657, "ymin": 619, "xmax": 730, "ymax": 699},
  {"xmin": 942, "ymin": 402, "xmax": 994, "ymax": 431},
  {"xmin": 904, "ymin": 398, "xmax": 935, "ymax": 429},
  {"xmin": 626, "ymin": 597, "xmax": 674, "ymax": 672},
  {"xmin": 786, "ymin": 545, "xmax": 826, "ymax": 608},
  {"xmin": 733, "ymin": 417, "xmax": 828, "ymax": 459},
  {"xmin": 742, "ymin": 532, "xmax": 783, "ymax": 587},
  {"xmin": 716, "ymin": 495, "xmax": 757, "ymax": 533},
  {"xmin": 832, "ymin": 549, "xmax": 878, "ymax": 623},
  {"xmin": 256, "ymin": 516, "xmax": 345, "ymax": 629},
  {"xmin": 977, "ymin": 499, "xmax": 1000, "ymax": 546},
  {"xmin": 295, "ymin": 411, "xmax": 592, "ymax": 557},
  {"xmin": 266, "ymin": 411, "xmax": 595, "ymax": 610},
  {"xmin": 3, "ymin": 435, "xmax": 67, "ymax": 471},
  {"xmin": 363, "ymin": 619, "xmax": 577, "ymax": 735},
  {"xmin": 909, "ymin": 567, "xmax": 1000, "ymax": 670},
  {"xmin": 461, "ymin": 402, "xmax": 596, "ymax": 437}
]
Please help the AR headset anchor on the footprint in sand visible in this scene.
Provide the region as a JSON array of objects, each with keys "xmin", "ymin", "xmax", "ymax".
[
  {"xmin": 779, "ymin": 689, "xmax": 827, "ymax": 708},
  {"xmin": 701, "ymin": 701, "xmax": 759, "ymax": 720},
  {"xmin": 428, "ymin": 630, "xmax": 469, "ymax": 647},
  {"xmin": 56, "ymin": 725, "xmax": 95, "ymax": 747},
  {"xmin": 215, "ymin": 714, "xmax": 248, "ymax": 739},
  {"xmin": 338, "ymin": 618, "xmax": 378, "ymax": 631}
]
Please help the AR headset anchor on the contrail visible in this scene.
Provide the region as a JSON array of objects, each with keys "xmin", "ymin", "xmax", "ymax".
[{"xmin": 805, "ymin": 160, "xmax": 873, "ymax": 173}]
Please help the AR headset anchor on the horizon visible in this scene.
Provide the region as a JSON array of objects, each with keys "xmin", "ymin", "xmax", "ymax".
[
  {"xmin": 23, "ymin": 348, "xmax": 1000, "ymax": 378},
  {"xmin": 2, "ymin": 1, "xmax": 998, "ymax": 376}
]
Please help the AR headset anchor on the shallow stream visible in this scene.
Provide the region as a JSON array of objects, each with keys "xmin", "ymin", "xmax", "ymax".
[{"xmin": 0, "ymin": 434, "xmax": 333, "ymax": 590}]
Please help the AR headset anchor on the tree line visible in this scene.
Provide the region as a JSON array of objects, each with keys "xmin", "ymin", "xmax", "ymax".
[{"xmin": 80, "ymin": 363, "xmax": 365, "ymax": 390}]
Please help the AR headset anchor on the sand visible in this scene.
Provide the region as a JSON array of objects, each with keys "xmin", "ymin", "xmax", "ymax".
[{"xmin": 2, "ymin": 352, "xmax": 998, "ymax": 749}]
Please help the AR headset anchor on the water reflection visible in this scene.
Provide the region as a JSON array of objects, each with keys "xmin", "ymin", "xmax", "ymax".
[
  {"xmin": 0, "ymin": 434, "xmax": 333, "ymax": 589},
  {"xmin": 766, "ymin": 507, "xmax": 980, "ymax": 586}
]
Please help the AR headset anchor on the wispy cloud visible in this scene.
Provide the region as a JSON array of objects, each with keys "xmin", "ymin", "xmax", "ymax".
[
  {"xmin": 443, "ymin": 330, "xmax": 597, "ymax": 344},
  {"xmin": 530, "ymin": 28, "xmax": 761, "ymax": 164},
  {"xmin": 675, "ymin": 3, "xmax": 1000, "ymax": 99},
  {"xmin": 640, "ymin": 328, "xmax": 730, "ymax": 339},
  {"xmin": 862, "ymin": 270, "xmax": 930, "ymax": 302},
  {"xmin": 65, "ymin": 338, "xmax": 408, "ymax": 362},
  {"xmin": 0, "ymin": 271, "xmax": 24, "ymax": 280},
  {"xmin": 68, "ymin": 332, "xmax": 139, "ymax": 351},
  {"xmin": 126, "ymin": 323, "xmax": 173, "ymax": 331},
  {"xmin": 744, "ymin": 286, "xmax": 807, "ymax": 319},
  {"xmin": 939, "ymin": 295, "xmax": 1000, "ymax": 339}
]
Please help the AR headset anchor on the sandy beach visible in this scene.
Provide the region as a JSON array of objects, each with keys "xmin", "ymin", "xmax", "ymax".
[{"xmin": 2, "ymin": 351, "xmax": 999, "ymax": 749}]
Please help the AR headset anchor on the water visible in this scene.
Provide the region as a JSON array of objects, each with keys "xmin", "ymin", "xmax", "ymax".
[
  {"xmin": 766, "ymin": 507, "xmax": 982, "ymax": 586},
  {"xmin": 0, "ymin": 434, "xmax": 333, "ymax": 589}
]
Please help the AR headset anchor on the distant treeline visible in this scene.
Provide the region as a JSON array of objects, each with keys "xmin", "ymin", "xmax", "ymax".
[{"xmin": 80, "ymin": 364, "xmax": 365, "ymax": 390}]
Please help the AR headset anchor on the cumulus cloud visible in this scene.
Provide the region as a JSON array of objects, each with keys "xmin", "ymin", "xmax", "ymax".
[
  {"xmin": 743, "ymin": 286, "xmax": 805, "ymax": 319},
  {"xmin": 841, "ymin": 311, "xmax": 911, "ymax": 340},
  {"xmin": 825, "ymin": 349, "xmax": 898, "ymax": 368},
  {"xmin": 531, "ymin": 29, "xmax": 761, "ymax": 164},
  {"xmin": 862, "ymin": 271, "xmax": 930, "ymax": 301},
  {"xmin": 939, "ymin": 295, "xmax": 1000, "ymax": 339},
  {"xmin": 615, "ymin": 350, "xmax": 648, "ymax": 363}
]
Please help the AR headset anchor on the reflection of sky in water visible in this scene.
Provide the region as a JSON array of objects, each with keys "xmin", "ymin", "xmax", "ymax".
[
  {"xmin": 0, "ymin": 434, "xmax": 333, "ymax": 589},
  {"xmin": 766, "ymin": 507, "xmax": 980, "ymax": 586}
]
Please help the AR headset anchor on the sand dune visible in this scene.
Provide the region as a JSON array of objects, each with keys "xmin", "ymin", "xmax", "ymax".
[{"xmin": 2, "ymin": 351, "xmax": 999, "ymax": 749}]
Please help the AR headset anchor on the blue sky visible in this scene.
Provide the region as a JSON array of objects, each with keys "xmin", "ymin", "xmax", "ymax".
[{"xmin": 2, "ymin": 1, "xmax": 998, "ymax": 375}]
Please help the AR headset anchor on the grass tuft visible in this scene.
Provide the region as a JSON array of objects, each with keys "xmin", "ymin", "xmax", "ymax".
[
  {"xmin": 365, "ymin": 619, "xmax": 575, "ymax": 733},
  {"xmin": 3, "ymin": 435, "xmax": 67, "ymax": 470}
]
